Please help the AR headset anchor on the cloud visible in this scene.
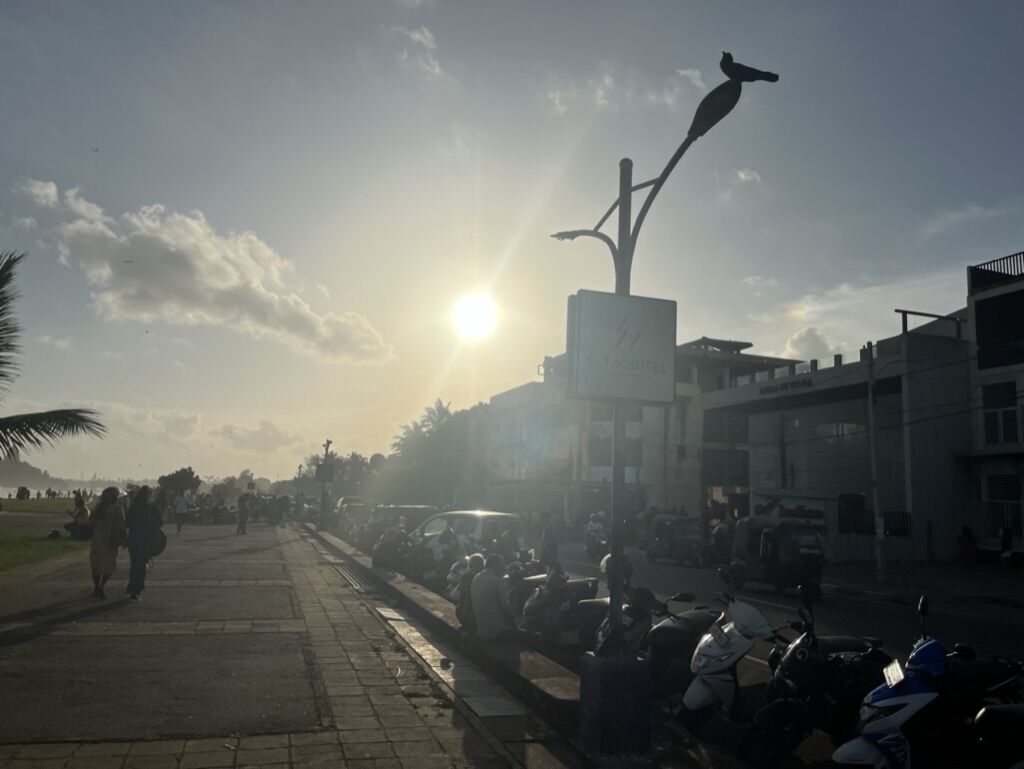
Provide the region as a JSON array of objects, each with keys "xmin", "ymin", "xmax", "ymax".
[
  {"xmin": 389, "ymin": 25, "xmax": 447, "ymax": 80},
  {"xmin": 547, "ymin": 89, "xmax": 569, "ymax": 116},
  {"xmin": 315, "ymin": 284, "xmax": 331, "ymax": 299},
  {"xmin": 741, "ymin": 275, "xmax": 778, "ymax": 296},
  {"xmin": 676, "ymin": 68, "xmax": 706, "ymax": 91},
  {"xmin": 212, "ymin": 420, "xmax": 304, "ymax": 453},
  {"xmin": 18, "ymin": 178, "xmax": 59, "ymax": 208},
  {"xmin": 64, "ymin": 187, "xmax": 111, "ymax": 223},
  {"xmin": 12, "ymin": 215, "xmax": 37, "ymax": 230},
  {"xmin": 98, "ymin": 351, "xmax": 124, "ymax": 360},
  {"xmin": 917, "ymin": 201, "xmax": 1016, "ymax": 242},
  {"xmin": 37, "ymin": 334, "xmax": 73, "ymax": 350},
  {"xmin": 395, "ymin": 0, "xmax": 431, "ymax": 6},
  {"xmin": 734, "ymin": 168, "xmax": 761, "ymax": 184},
  {"xmin": 781, "ymin": 327, "xmax": 836, "ymax": 361},
  {"xmin": 50, "ymin": 187, "xmax": 392, "ymax": 363}
]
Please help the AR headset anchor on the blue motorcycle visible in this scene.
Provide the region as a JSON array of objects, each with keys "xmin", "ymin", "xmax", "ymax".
[{"xmin": 832, "ymin": 596, "xmax": 1024, "ymax": 768}]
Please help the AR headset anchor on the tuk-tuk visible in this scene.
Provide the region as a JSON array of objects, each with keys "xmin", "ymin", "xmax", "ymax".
[
  {"xmin": 645, "ymin": 515, "xmax": 705, "ymax": 566},
  {"xmin": 730, "ymin": 500, "xmax": 826, "ymax": 592}
]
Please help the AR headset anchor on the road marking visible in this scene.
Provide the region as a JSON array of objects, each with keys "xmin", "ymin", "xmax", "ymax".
[
  {"xmin": 742, "ymin": 596, "xmax": 796, "ymax": 612},
  {"xmin": 746, "ymin": 656, "xmax": 769, "ymax": 667}
]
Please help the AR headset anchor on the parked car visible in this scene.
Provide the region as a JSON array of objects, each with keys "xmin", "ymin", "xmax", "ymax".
[
  {"xmin": 357, "ymin": 504, "xmax": 439, "ymax": 552},
  {"xmin": 645, "ymin": 514, "xmax": 706, "ymax": 566},
  {"xmin": 412, "ymin": 510, "xmax": 517, "ymax": 553},
  {"xmin": 339, "ymin": 502, "xmax": 371, "ymax": 539}
]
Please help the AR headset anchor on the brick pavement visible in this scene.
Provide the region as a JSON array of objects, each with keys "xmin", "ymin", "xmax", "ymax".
[{"xmin": 0, "ymin": 523, "xmax": 519, "ymax": 769}]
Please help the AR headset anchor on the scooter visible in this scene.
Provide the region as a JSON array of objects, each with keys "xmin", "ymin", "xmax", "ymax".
[
  {"xmin": 680, "ymin": 568, "xmax": 780, "ymax": 727},
  {"xmin": 585, "ymin": 530, "xmax": 609, "ymax": 561},
  {"xmin": 832, "ymin": 596, "xmax": 1024, "ymax": 768},
  {"xmin": 522, "ymin": 568, "xmax": 599, "ymax": 639},
  {"xmin": 740, "ymin": 584, "xmax": 891, "ymax": 766}
]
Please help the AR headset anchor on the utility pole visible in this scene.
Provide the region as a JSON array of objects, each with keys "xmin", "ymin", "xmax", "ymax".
[
  {"xmin": 865, "ymin": 342, "xmax": 886, "ymax": 582},
  {"xmin": 318, "ymin": 439, "xmax": 333, "ymax": 532}
]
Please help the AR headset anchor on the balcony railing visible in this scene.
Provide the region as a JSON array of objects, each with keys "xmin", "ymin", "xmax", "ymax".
[{"xmin": 969, "ymin": 250, "xmax": 1024, "ymax": 293}]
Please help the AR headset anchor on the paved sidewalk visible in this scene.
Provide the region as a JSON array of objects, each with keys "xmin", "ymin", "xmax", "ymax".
[{"xmin": 0, "ymin": 522, "xmax": 524, "ymax": 768}]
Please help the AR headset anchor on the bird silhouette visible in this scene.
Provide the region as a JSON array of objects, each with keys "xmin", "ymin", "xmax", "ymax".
[{"xmin": 720, "ymin": 52, "xmax": 778, "ymax": 83}]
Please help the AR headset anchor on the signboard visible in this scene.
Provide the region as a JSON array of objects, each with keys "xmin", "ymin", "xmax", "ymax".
[
  {"xmin": 567, "ymin": 290, "xmax": 676, "ymax": 403},
  {"xmin": 314, "ymin": 463, "xmax": 335, "ymax": 483}
]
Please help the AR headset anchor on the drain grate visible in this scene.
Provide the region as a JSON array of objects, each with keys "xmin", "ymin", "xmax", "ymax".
[{"xmin": 333, "ymin": 562, "xmax": 374, "ymax": 592}]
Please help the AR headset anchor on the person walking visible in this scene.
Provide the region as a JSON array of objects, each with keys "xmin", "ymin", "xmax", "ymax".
[
  {"xmin": 88, "ymin": 487, "xmax": 125, "ymax": 599},
  {"xmin": 236, "ymin": 495, "xmax": 250, "ymax": 535},
  {"xmin": 125, "ymin": 485, "xmax": 162, "ymax": 601},
  {"xmin": 174, "ymin": 491, "xmax": 189, "ymax": 534},
  {"xmin": 538, "ymin": 511, "xmax": 560, "ymax": 566}
]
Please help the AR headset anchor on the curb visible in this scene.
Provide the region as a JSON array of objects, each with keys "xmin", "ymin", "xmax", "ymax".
[{"xmin": 303, "ymin": 526, "xmax": 585, "ymax": 737}]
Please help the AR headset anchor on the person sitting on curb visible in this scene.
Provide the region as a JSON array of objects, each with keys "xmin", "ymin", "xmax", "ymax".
[
  {"xmin": 455, "ymin": 553, "xmax": 485, "ymax": 639},
  {"xmin": 470, "ymin": 554, "xmax": 544, "ymax": 647}
]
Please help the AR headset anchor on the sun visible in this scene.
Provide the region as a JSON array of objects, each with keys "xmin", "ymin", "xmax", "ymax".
[{"xmin": 452, "ymin": 292, "xmax": 498, "ymax": 340}]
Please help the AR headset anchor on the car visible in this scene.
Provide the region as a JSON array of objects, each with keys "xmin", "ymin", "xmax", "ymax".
[
  {"xmin": 357, "ymin": 504, "xmax": 439, "ymax": 552},
  {"xmin": 411, "ymin": 509, "xmax": 517, "ymax": 550},
  {"xmin": 645, "ymin": 514, "xmax": 707, "ymax": 566}
]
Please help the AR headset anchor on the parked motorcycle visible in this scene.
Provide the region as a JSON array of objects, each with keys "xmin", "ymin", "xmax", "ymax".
[
  {"xmin": 739, "ymin": 584, "xmax": 891, "ymax": 766},
  {"xmin": 832, "ymin": 595, "xmax": 1024, "ymax": 768},
  {"xmin": 522, "ymin": 566, "xmax": 599, "ymax": 639},
  {"xmin": 585, "ymin": 531, "xmax": 609, "ymax": 561},
  {"xmin": 680, "ymin": 568, "xmax": 781, "ymax": 727}
]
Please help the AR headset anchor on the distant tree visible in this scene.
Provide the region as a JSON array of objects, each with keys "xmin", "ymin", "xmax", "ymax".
[
  {"xmin": 157, "ymin": 466, "xmax": 202, "ymax": 496},
  {"xmin": 421, "ymin": 399, "xmax": 453, "ymax": 432},
  {"xmin": 0, "ymin": 253, "xmax": 105, "ymax": 457}
]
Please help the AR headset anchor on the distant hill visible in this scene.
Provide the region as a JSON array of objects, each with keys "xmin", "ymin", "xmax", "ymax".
[{"xmin": 0, "ymin": 458, "xmax": 121, "ymax": 491}]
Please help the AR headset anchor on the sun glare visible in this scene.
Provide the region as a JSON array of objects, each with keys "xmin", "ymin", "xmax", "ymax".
[{"xmin": 452, "ymin": 293, "xmax": 498, "ymax": 340}]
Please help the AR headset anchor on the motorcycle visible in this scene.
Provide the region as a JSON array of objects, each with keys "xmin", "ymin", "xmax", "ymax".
[
  {"xmin": 680, "ymin": 568, "xmax": 781, "ymax": 727},
  {"xmin": 585, "ymin": 530, "xmax": 609, "ymax": 561},
  {"xmin": 832, "ymin": 595, "xmax": 1024, "ymax": 768},
  {"xmin": 739, "ymin": 584, "xmax": 891, "ymax": 766},
  {"xmin": 522, "ymin": 567, "xmax": 599, "ymax": 639}
]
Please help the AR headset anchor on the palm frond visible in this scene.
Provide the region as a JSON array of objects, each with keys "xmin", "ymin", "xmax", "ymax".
[
  {"xmin": 0, "ymin": 252, "xmax": 24, "ymax": 396},
  {"xmin": 0, "ymin": 408, "xmax": 106, "ymax": 459}
]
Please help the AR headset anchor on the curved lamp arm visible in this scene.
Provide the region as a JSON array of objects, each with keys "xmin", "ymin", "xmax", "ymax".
[
  {"xmin": 630, "ymin": 135, "xmax": 695, "ymax": 249},
  {"xmin": 550, "ymin": 229, "xmax": 619, "ymax": 261}
]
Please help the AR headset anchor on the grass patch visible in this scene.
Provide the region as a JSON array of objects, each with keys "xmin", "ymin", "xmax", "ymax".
[
  {"xmin": 0, "ymin": 531, "xmax": 87, "ymax": 572},
  {"xmin": 1, "ymin": 498, "xmax": 75, "ymax": 515}
]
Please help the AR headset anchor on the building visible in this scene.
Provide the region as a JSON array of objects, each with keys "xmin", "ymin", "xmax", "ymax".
[{"xmin": 483, "ymin": 338, "xmax": 792, "ymax": 528}]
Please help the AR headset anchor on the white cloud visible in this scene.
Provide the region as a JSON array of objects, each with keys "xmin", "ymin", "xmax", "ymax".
[
  {"xmin": 12, "ymin": 215, "xmax": 37, "ymax": 230},
  {"xmin": 64, "ymin": 187, "xmax": 111, "ymax": 223},
  {"xmin": 37, "ymin": 334, "xmax": 73, "ymax": 350},
  {"xmin": 917, "ymin": 201, "xmax": 1016, "ymax": 242},
  {"xmin": 734, "ymin": 168, "xmax": 761, "ymax": 184},
  {"xmin": 98, "ymin": 351, "xmax": 124, "ymax": 360},
  {"xmin": 389, "ymin": 25, "xmax": 447, "ymax": 80},
  {"xmin": 547, "ymin": 89, "xmax": 569, "ymax": 116},
  {"xmin": 592, "ymin": 73, "xmax": 615, "ymax": 108},
  {"xmin": 50, "ymin": 188, "xmax": 392, "ymax": 363},
  {"xmin": 741, "ymin": 275, "xmax": 778, "ymax": 296},
  {"xmin": 781, "ymin": 327, "xmax": 836, "ymax": 361},
  {"xmin": 18, "ymin": 178, "xmax": 59, "ymax": 208},
  {"xmin": 395, "ymin": 0, "xmax": 431, "ymax": 6},
  {"xmin": 676, "ymin": 68, "xmax": 706, "ymax": 91},
  {"xmin": 212, "ymin": 420, "xmax": 304, "ymax": 453},
  {"xmin": 316, "ymin": 284, "xmax": 331, "ymax": 299}
]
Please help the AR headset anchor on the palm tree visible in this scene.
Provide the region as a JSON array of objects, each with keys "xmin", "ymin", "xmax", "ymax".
[
  {"xmin": 421, "ymin": 399, "xmax": 452, "ymax": 433},
  {"xmin": 0, "ymin": 252, "xmax": 105, "ymax": 456},
  {"xmin": 391, "ymin": 420, "xmax": 424, "ymax": 456}
]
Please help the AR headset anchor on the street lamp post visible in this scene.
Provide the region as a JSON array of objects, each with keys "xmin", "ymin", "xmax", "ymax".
[{"xmin": 554, "ymin": 55, "xmax": 777, "ymax": 638}]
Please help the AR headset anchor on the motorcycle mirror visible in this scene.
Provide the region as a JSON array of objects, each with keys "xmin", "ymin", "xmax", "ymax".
[
  {"xmin": 917, "ymin": 595, "xmax": 929, "ymax": 617},
  {"xmin": 670, "ymin": 592, "xmax": 695, "ymax": 603}
]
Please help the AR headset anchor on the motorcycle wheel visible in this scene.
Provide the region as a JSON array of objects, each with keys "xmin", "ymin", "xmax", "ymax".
[
  {"xmin": 674, "ymin": 704, "xmax": 716, "ymax": 731},
  {"xmin": 737, "ymin": 701, "xmax": 807, "ymax": 768}
]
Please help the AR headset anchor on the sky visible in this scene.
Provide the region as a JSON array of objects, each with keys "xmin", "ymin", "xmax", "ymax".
[{"xmin": 1, "ymin": 1, "xmax": 1023, "ymax": 482}]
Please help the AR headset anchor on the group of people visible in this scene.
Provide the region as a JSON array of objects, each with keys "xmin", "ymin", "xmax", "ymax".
[{"xmin": 86, "ymin": 485, "xmax": 164, "ymax": 601}]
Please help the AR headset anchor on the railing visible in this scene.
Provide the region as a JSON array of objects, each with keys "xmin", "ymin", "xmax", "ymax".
[{"xmin": 969, "ymin": 250, "xmax": 1024, "ymax": 293}]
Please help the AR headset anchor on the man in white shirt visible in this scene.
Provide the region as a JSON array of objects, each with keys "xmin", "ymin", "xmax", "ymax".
[
  {"xmin": 174, "ymin": 492, "xmax": 189, "ymax": 534},
  {"xmin": 470, "ymin": 554, "xmax": 544, "ymax": 646}
]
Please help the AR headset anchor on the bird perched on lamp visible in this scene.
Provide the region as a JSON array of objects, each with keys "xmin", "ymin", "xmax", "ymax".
[{"xmin": 720, "ymin": 51, "xmax": 779, "ymax": 83}]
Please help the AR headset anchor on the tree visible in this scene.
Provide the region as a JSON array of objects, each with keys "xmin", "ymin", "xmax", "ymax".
[
  {"xmin": 421, "ymin": 399, "xmax": 452, "ymax": 432},
  {"xmin": 158, "ymin": 466, "xmax": 202, "ymax": 496},
  {"xmin": 0, "ymin": 253, "xmax": 105, "ymax": 456}
]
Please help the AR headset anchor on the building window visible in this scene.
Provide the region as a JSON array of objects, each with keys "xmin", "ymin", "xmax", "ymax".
[{"xmin": 982, "ymin": 382, "xmax": 1019, "ymax": 445}]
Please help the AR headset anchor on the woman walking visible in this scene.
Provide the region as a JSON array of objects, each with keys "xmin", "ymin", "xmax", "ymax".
[
  {"xmin": 125, "ymin": 485, "xmax": 162, "ymax": 601},
  {"xmin": 89, "ymin": 487, "xmax": 126, "ymax": 599}
]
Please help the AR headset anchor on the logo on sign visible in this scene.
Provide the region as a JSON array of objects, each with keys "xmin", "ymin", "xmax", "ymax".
[{"xmin": 615, "ymin": 316, "xmax": 642, "ymax": 351}]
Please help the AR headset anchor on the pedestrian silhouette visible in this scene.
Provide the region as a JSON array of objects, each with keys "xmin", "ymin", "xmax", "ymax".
[{"xmin": 720, "ymin": 52, "xmax": 779, "ymax": 83}]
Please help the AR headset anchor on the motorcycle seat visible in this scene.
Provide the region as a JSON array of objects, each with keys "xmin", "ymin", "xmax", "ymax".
[{"xmin": 943, "ymin": 659, "xmax": 1018, "ymax": 692}]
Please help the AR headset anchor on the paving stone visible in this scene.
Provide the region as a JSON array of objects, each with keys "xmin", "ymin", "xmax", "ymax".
[
  {"xmin": 337, "ymin": 728, "xmax": 388, "ymax": 744},
  {"xmin": 127, "ymin": 740, "xmax": 186, "ymax": 755},
  {"xmin": 401, "ymin": 759, "xmax": 454, "ymax": 769},
  {"xmin": 384, "ymin": 728, "xmax": 434, "ymax": 743},
  {"xmin": 235, "ymin": 747, "xmax": 289, "ymax": 765},
  {"xmin": 66, "ymin": 757, "xmax": 126, "ymax": 769},
  {"xmin": 73, "ymin": 745, "xmax": 131, "ymax": 758},
  {"xmin": 343, "ymin": 742, "xmax": 395, "ymax": 760},
  {"xmin": 3, "ymin": 759, "xmax": 72, "ymax": 769},
  {"xmin": 390, "ymin": 740, "xmax": 445, "ymax": 757},
  {"xmin": 185, "ymin": 738, "xmax": 238, "ymax": 753},
  {"xmin": 334, "ymin": 716, "xmax": 380, "ymax": 731},
  {"xmin": 290, "ymin": 743, "xmax": 345, "ymax": 762},
  {"xmin": 238, "ymin": 765, "xmax": 289, "ymax": 769},
  {"xmin": 179, "ymin": 751, "xmax": 237, "ymax": 769},
  {"xmin": 123, "ymin": 755, "xmax": 178, "ymax": 769},
  {"xmin": 287, "ymin": 731, "xmax": 338, "ymax": 747},
  {"xmin": 237, "ymin": 736, "xmax": 289, "ymax": 750},
  {"xmin": 15, "ymin": 745, "xmax": 78, "ymax": 759}
]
